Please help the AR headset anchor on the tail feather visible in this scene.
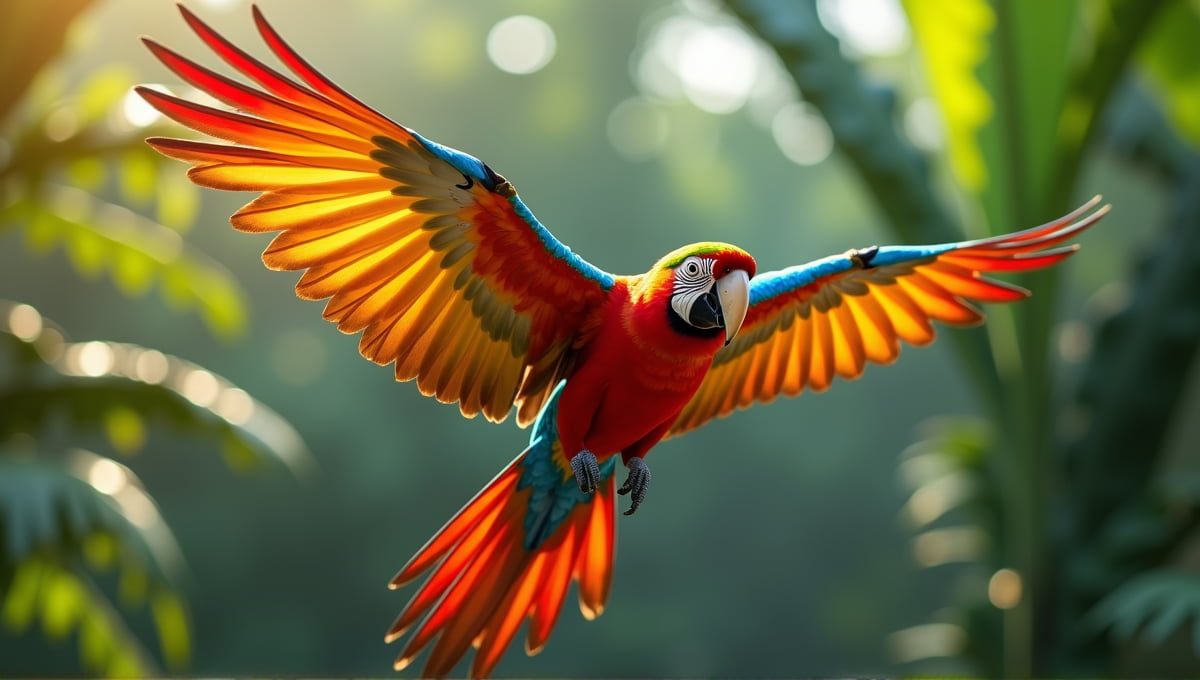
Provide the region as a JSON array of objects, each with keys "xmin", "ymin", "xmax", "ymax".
[
  {"xmin": 526, "ymin": 521, "xmax": 584, "ymax": 655},
  {"xmin": 388, "ymin": 449, "xmax": 617, "ymax": 678},
  {"xmin": 577, "ymin": 477, "xmax": 617, "ymax": 620}
]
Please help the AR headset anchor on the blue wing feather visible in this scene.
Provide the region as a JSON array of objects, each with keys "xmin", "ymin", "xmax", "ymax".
[
  {"xmin": 749, "ymin": 243, "xmax": 957, "ymax": 305},
  {"xmin": 409, "ymin": 129, "xmax": 615, "ymax": 291}
]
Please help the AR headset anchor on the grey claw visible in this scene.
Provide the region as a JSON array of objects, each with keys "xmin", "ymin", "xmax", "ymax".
[
  {"xmin": 618, "ymin": 457, "xmax": 650, "ymax": 515},
  {"xmin": 571, "ymin": 450, "xmax": 601, "ymax": 494}
]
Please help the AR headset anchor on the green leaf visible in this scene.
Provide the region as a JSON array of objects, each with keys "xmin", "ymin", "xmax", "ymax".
[
  {"xmin": 76, "ymin": 65, "xmax": 135, "ymax": 125},
  {"xmin": 41, "ymin": 565, "xmax": 84, "ymax": 638},
  {"xmin": 1, "ymin": 559, "xmax": 43, "ymax": 631},
  {"xmin": 66, "ymin": 156, "xmax": 107, "ymax": 193},
  {"xmin": 1139, "ymin": 0, "xmax": 1200, "ymax": 147},
  {"xmin": 0, "ymin": 371, "xmax": 310, "ymax": 477},
  {"xmin": 150, "ymin": 589, "xmax": 190, "ymax": 669},
  {"xmin": 0, "ymin": 457, "xmax": 179, "ymax": 585},
  {"xmin": 155, "ymin": 171, "xmax": 199, "ymax": 233},
  {"xmin": 118, "ymin": 151, "xmax": 158, "ymax": 207},
  {"xmin": 1091, "ymin": 568, "xmax": 1200, "ymax": 653},
  {"xmin": 104, "ymin": 406, "xmax": 146, "ymax": 455},
  {"xmin": 11, "ymin": 187, "xmax": 248, "ymax": 338},
  {"xmin": 901, "ymin": 0, "xmax": 995, "ymax": 192}
]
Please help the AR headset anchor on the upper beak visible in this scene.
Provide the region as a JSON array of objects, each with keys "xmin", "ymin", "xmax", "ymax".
[{"xmin": 716, "ymin": 269, "xmax": 750, "ymax": 346}]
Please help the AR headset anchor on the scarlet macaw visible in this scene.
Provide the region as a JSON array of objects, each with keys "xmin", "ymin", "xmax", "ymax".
[{"xmin": 139, "ymin": 6, "xmax": 1108, "ymax": 678}]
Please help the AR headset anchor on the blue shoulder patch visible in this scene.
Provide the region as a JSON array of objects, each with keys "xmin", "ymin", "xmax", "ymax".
[
  {"xmin": 408, "ymin": 129, "xmax": 492, "ymax": 187},
  {"xmin": 749, "ymin": 254, "xmax": 854, "ymax": 306},
  {"xmin": 749, "ymin": 242, "xmax": 958, "ymax": 306},
  {"xmin": 869, "ymin": 243, "xmax": 956, "ymax": 267},
  {"xmin": 408, "ymin": 129, "xmax": 615, "ymax": 291},
  {"xmin": 517, "ymin": 381, "xmax": 615, "ymax": 551}
]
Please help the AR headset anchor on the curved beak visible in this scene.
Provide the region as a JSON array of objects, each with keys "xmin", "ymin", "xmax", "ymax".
[{"xmin": 716, "ymin": 269, "xmax": 750, "ymax": 346}]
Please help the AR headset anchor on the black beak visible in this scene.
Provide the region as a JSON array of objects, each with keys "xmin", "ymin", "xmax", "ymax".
[{"xmin": 687, "ymin": 284, "xmax": 724, "ymax": 330}]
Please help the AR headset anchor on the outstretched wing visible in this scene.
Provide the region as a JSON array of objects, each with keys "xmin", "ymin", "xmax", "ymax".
[
  {"xmin": 670, "ymin": 198, "xmax": 1109, "ymax": 436},
  {"xmin": 139, "ymin": 6, "xmax": 613, "ymax": 425}
]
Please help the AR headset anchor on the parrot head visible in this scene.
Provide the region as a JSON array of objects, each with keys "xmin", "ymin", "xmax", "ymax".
[{"xmin": 654, "ymin": 243, "xmax": 756, "ymax": 346}]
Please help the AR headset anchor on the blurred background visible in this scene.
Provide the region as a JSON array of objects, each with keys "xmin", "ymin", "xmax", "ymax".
[{"xmin": 2, "ymin": 0, "xmax": 1198, "ymax": 676}]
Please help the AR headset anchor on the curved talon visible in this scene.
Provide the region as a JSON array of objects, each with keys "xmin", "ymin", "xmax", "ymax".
[
  {"xmin": 571, "ymin": 449, "xmax": 601, "ymax": 494},
  {"xmin": 617, "ymin": 457, "xmax": 650, "ymax": 515}
]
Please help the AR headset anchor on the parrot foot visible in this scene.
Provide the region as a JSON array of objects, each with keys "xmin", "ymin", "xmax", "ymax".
[
  {"xmin": 571, "ymin": 449, "xmax": 602, "ymax": 494},
  {"xmin": 617, "ymin": 457, "xmax": 650, "ymax": 516}
]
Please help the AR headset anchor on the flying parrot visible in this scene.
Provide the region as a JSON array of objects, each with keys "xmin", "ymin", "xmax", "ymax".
[{"xmin": 138, "ymin": 5, "xmax": 1108, "ymax": 678}]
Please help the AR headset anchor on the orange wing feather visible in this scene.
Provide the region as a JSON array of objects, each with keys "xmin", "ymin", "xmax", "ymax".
[
  {"xmin": 670, "ymin": 198, "xmax": 1109, "ymax": 436},
  {"xmin": 140, "ymin": 5, "xmax": 613, "ymax": 425}
]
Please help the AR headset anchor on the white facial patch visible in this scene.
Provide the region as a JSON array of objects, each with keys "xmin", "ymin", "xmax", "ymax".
[{"xmin": 670, "ymin": 256, "xmax": 716, "ymax": 323}]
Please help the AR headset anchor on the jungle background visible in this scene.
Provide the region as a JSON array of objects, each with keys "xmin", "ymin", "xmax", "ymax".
[{"xmin": 2, "ymin": 0, "xmax": 1199, "ymax": 676}]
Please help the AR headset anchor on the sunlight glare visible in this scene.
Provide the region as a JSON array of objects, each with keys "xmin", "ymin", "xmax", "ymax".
[
  {"xmin": 988, "ymin": 568, "xmax": 1022, "ymax": 609},
  {"xmin": 676, "ymin": 24, "xmax": 760, "ymax": 114},
  {"xmin": 134, "ymin": 349, "xmax": 170, "ymax": 384},
  {"xmin": 122, "ymin": 86, "xmax": 165, "ymax": 128},
  {"xmin": 817, "ymin": 0, "xmax": 911, "ymax": 57},
  {"xmin": 7, "ymin": 304, "xmax": 43, "ymax": 342},
  {"xmin": 180, "ymin": 368, "xmax": 220, "ymax": 407},
  {"xmin": 87, "ymin": 457, "xmax": 127, "ymax": 496},
  {"xmin": 487, "ymin": 16, "xmax": 556, "ymax": 75},
  {"xmin": 214, "ymin": 387, "xmax": 255, "ymax": 426},
  {"xmin": 77, "ymin": 341, "xmax": 115, "ymax": 377},
  {"xmin": 888, "ymin": 623, "xmax": 966, "ymax": 664},
  {"xmin": 771, "ymin": 102, "xmax": 834, "ymax": 166}
]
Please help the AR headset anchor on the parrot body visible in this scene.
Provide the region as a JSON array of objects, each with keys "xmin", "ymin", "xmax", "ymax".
[{"xmin": 140, "ymin": 6, "xmax": 1109, "ymax": 678}]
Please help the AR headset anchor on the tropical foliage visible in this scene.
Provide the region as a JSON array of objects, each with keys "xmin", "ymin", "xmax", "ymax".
[
  {"xmin": 0, "ymin": 2, "xmax": 308, "ymax": 675},
  {"xmin": 726, "ymin": 0, "xmax": 1200, "ymax": 674}
]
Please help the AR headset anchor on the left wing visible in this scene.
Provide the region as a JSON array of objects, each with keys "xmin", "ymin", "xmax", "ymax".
[
  {"xmin": 669, "ymin": 198, "xmax": 1109, "ymax": 436},
  {"xmin": 137, "ymin": 6, "xmax": 615, "ymax": 426}
]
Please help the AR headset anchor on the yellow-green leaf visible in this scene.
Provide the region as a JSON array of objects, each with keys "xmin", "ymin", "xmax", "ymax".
[
  {"xmin": 2, "ymin": 559, "xmax": 43, "ymax": 631},
  {"xmin": 117, "ymin": 564, "xmax": 147, "ymax": 606},
  {"xmin": 1140, "ymin": 0, "xmax": 1200, "ymax": 147},
  {"xmin": 77, "ymin": 65, "xmax": 135, "ymax": 125},
  {"xmin": 83, "ymin": 532, "xmax": 119, "ymax": 570},
  {"xmin": 105, "ymin": 406, "xmax": 146, "ymax": 455},
  {"xmin": 155, "ymin": 171, "xmax": 198, "ymax": 232},
  {"xmin": 119, "ymin": 150, "xmax": 158, "ymax": 206},
  {"xmin": 40, "ymin": 566, "xmax": 84, "ymax": 639},
  {"xmin": 66, "ymin": 156, "xmax": 106, "ymax": 192},
  {"xmin": 902, "ymin": 0, "xmax": 995, "ymax": 192},
  {"xmin": 151, "ymin": 589, "xmax": 191, "ymax": 669}
]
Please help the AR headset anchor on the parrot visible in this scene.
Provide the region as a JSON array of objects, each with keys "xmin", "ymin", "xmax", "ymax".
[{"xmin": 138, "ymin": 5, "xmax": 1108, "ymax": 678}]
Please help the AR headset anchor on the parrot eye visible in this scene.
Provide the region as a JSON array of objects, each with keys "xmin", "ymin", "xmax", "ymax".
[{"xmin": 684, "ymin": 261, "xmax": 701, "ymax": 276}]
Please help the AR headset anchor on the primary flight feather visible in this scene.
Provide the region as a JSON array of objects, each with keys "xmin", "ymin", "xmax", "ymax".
[{"xmin": 139, "ymin": 5, "xmax": 1108, "ymax": 677}]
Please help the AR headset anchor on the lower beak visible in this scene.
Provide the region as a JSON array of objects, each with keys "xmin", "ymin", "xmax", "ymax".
[{"xmin": 716, "ymin": 270, "xmax": 750, "ymax": 346}]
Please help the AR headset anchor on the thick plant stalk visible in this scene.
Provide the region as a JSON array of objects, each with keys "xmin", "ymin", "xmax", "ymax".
[
  {"xmin": 1053, "ymin": 88, "xmax": 1200, "ymax": 671},
  {"xmin": 725, "ymin": 0, "xmax": 1003, "ymax": 408}
]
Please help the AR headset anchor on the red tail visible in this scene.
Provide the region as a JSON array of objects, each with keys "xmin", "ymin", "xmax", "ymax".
[{"xmin": 386, "ymin": 450, "xmax": 616, "ymax": 678}]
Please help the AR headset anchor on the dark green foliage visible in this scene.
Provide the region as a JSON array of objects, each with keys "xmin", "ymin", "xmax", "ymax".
[{"xmin": 729, "ymin": 0, "xmax": 1200, "ymax": 674}]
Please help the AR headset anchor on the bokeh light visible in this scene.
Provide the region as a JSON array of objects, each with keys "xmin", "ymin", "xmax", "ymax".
[
  {"xmin": 76, "ymin": 340, "xmax": 115, "ymax": 377},
  {"xmin": 988, "ymin": 568, "xmax": 1023, "ymax": 609},
  {"xmin": 606, "ymin": 97, "xmax": 669, "ymax": 161},
  {"xmin": 7, "ymin": 304, "xmax": 43, "ymax": 341},
  {"xmin": 180, "ymin": 368, "xmax": 220, "ymax": 407},
  {"xmin": 637, "ymin": 14, "xmax": 765, "ymax": 115},
  {"xmin": 122, "ymin": 86, "xmax": 165, "ymax": 128},
  {"xmin": 816, "ymin": 0, "xmax": 911, "ymax": 57},
  {"xmin": 86, "ymin": 457, "xmax": 128, "ymax": 496},
  {"xmin": 486, "ymin": 16, "xmax": 556, "ymax": 75},
  {"xmin": 771, "ymin": 101, "xmax": 834, "ymax": 166}
]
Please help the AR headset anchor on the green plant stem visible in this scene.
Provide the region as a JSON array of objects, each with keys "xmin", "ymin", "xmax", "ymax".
[{"xmin": 725, "ymin": 0, "xmax": 1004, "ymax": 414}]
